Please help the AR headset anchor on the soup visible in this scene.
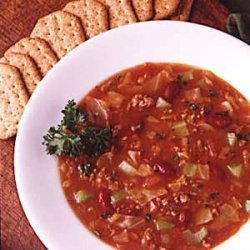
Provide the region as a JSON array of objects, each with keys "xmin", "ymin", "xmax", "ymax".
[{"xmin": 44, "ymin": 63, "xmax": 250, "ymax": 249}]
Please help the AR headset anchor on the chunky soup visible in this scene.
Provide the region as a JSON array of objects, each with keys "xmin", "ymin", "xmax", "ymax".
[{"xmin": 44, "ymin": 63, "xmax": 250, "ymax": 250}]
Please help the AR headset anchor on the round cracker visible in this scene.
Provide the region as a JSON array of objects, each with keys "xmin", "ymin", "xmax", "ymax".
[
  {"xmin": 63, "ymin": 0, "xmax": 109, "ymax": 38},
  {"xmin": 0, "ymin": 63, "xmax": 29, "ymax": 140},
  {"xmin": 154, "ymin": 0, "xmax": 181, "ymax": 20},
  {"xmin": 0, "ymin": 53, "xmax": 42, "ymax": 94},
  {"xmin": 5, "ymin": 37, "xmax": 58, "ymax": 76},
  {"xmin": 31, "ymin": 11, "xmax": 86, "ymax": 58},
  {"xmin": 132, "ymin": 0, "xmax": 154, "ymax": 21},
  {"xmin": 99, "ymin": 0, "xmax": 137, "ymax": 28}
]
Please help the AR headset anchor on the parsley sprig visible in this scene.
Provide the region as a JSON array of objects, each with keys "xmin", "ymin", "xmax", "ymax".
[{"xmin": 43, "ymin": 100, "xmax": 111, "ymax": 157}]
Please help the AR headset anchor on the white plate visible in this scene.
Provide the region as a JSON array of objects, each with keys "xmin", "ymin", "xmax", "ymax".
[{"xmin": 15, "ymin": 21, "xmax": 250, "ymax": 250}]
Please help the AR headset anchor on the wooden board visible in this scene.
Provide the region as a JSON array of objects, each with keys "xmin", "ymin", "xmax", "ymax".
[{"xmin": 0, "ymin": 0, "xmax": 230, "ymax": 249}]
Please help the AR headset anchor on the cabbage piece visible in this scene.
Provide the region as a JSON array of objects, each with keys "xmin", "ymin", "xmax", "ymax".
[
  {"xmin": 129, "ymin": 188, "xmax": 167, "ymax": 206},
  {"xmin": 197, "ymin": 122, "xmax": 215, "ymax": 132},
  {"xmin": 112, "ymin": 230, "xmax": 129, "ymax": 243},
  {"xmin": 210, "ymin": 203, "xmax": 239, "ymax": 231},
  {"xmin": 128, "ymin": 150, "xmax": 141, "ymax": 165},
  {"xmin": 183, "ymin": 164, "xmax": 209, "ymax": 180},
  {"xmin": 160, "ymin": 234, "xmax": 170, "ymax": 244},
  {"xmin": 168, "ymin": 175, "xmax": 186, "ymax": 192},
  {"xmin": 194, "ymin": 208, "xmax": 213, "ymax": 225},
  {"xmin": 96, "ymin": 152, "xmax": 113, "ymax": 168},
  {"xmin": 179, "ymin": 70, "xmax": 194, "ymax": 82},
  {"xmin": 242, "ymin": 150, "xmax": 250, "ymax": 168},
  {"xmin": 184, "ymin": 88, "xmax": 202, "ymax": 103},
  {"xmin": 227, "ymin": 164, "xmax": 242, "ymax": 178},
  {"xmin": 106, "ymin": 91, "xmax": 124, "ymax": 109},
  {"xmin": 109, "ymin": 214, "xmax": 144, "ymax": 229},
  {"xmin": 146, "ymin": 116, "xmax": 160, "ymax": 123},
  {"xmin": 111, "ymin": 190, "xmax": 128, "ymax": 204},
  {"xmin": 183, "ymin": 227, "xmax": 208, "ymax": 243},
  {"xmin": 231, "ymin": 197, "xmax": 242, "ymax": 209},
  {"xmin": 172, "ymin": 121, "xmax": 189, "ymax": 137},
  {"xmin": 145, "ymin": 70, "xmax": 173, "ymax": 92},
  {"xmin": 221, "ymin": 101, "xmax": 234, "ymax": 115},
  {"xmin": 118, "ymin": 161, "xmax": 138, "ymax": 176},
  {"xmin": 137, "ymin": 163, "xmax": 153, "ymax": 177},
  {"xmin": 198, "ymin": 75, "xmax": 213, "ymax": 88},
  {"xmin": 155, "ymin": 217, "xmax": 174, "ymax": 231},
  {"xmin": 196, "ymin": 164, "xmax": 210, "ymax": 180},
  {"xmin": 85, "ymin": 97, "xmax": 109, "ymax": 127},
  {"xmin": 156, "ymin": 97, "xmax": 171, "ymax": 108},
  {"xmin": 183, "ymin": 163, "xmax": 197, "ymax": 177}
]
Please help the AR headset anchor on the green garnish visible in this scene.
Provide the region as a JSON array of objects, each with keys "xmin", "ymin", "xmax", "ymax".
[
  {"xmin": 208, "ymin": 90, "xmax": 218, "ymax": 98},
  {"xmin": 43, "ymin": 126, "xmax": 82, "ymax": 157},
  {"xmin": 61, "ymin": 100, "xmax": 88, "ymax": 132},
  {"xmin": 78, "ymin": 163, "xmax": 93, "ymax": 177},
  {"xmin": 207, "ymin": 191, "xmax": 220, "ymax": 201},
  {"xmin": 145, "ymin": 213, "xmax": 152, "ymax": 221},
  {"xmin": 189, "ymin": 103, "xmax": 200, "ymax": 112},
  {"xmin": 115, "ymin": 74, "xmax": 122, "ymax": 80},
  {"xmin": 101, "ymin": 213, "xmax": 112, "ymax": 219},
  {"xmin": 80, "ymin": 127, "xmax": 111, "ymax": 157},
  {"xmin": 43, "ymin": 100, "xmax": 112, "ymax": 157}
]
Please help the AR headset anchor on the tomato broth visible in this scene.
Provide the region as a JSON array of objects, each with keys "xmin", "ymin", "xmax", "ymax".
[{"xmin": 58, "ymin": 63, "xmax": 250, "ymax": 250}]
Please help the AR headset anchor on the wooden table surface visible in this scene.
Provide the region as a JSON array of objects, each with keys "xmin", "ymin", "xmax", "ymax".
[{"xmin": 0, "ymin": 1, "xmax": 230, "ymax": 249}]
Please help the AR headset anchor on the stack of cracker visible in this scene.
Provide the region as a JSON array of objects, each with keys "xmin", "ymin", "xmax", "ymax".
[{"xmin": 0, "ymin": 0, "xmax": 194, "ymax": 140}]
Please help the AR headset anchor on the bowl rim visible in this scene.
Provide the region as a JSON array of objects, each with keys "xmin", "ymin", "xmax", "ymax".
[{"xmin": 14, "ymin": 20, "xmax": 250, "ymax": 250}]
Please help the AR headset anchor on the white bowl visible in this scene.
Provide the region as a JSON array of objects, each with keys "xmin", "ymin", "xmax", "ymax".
[{"xmin": 15, "ymin": 21, "xmax": 250, "ymax": 250}]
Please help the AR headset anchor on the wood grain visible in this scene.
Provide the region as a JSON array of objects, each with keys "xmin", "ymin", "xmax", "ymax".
[{"xmin": 0, "ymin": 0, "xmax": 230, "ymax": 249}]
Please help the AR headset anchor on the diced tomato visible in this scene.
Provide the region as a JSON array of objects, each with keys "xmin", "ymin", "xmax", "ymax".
[
  {"xmin": 144, "ymin": 175, "xmax": 161, "ymax": 188},
  {"xmin": 164, "ymin": 82, "xmax": 180, "ymax": 103},
  {"xmin": 178, "ymin": 209, "xmax": 191, "ymax": 225},
  {"xmin": 155, "ymin": 163, "xmax": 176, "ymax": 177},
  {"xmin": 206, "ymin": 114, "xmax": 231, "ymax": 128},
  {"xmin": 98, "ymin": 189, "xmax": 114, "ymax": 214}
]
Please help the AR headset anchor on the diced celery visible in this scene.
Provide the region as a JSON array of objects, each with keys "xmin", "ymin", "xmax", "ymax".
[
  {"xmin": 155, "ymin": 217, "xmax": 174, "ymax": 231},
  {"xmin": 111, "ymin": 190, "xmax": 127, "ymax": 204},
  {"xmin": 245, "ymin": 200, "xmax": 250, "ymax": 213},
  {"xmin": 138, "ymin": 163, "xmax": 153, "ymax": 177},
  {"xmin": 172, "ymin": 121, "xmax": 189, "ymax": 137},
  {"xmin": 74, "ymin": 190, "xmax": 93, "ymax": 203},
  {"xmin": 183, "ymin": 163, "xmax": 197, "ymax": 177},
  {"xmin": 179, "ymin": 71, "xmax": 194, "ymax": 82},
  {"xmin": 194, "ymin": 208, "xmax": 213, "ymax": 225},
  {"xmin": 118, "ymin": 161, "xmax": 138, "ymax": 176},
  {"xmin": 183, "ymin": 227, "xmax": 208, "ymax": 243},
  {"xmin": 227, "ymin": 164, "xmax": 242, "ymax": 178},
  {"xmin": 227, "ymin": 133, "xmax": 237, "ymax": 147}
]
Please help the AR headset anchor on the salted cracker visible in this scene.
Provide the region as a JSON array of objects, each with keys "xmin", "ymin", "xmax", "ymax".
[
  {"xmin": 63, "ymin": 0, "xmax": 109, "ymax": 38},
  {"xmin": 31, "ymin": 11, "xmax": 86, "ymax": 58},
  {"xmin": 0, "ymin": 64, "xmax": 29, "ymax": 139},
  {"xmin": 154, "ymin": 0, "xmax": 180, "ymax": 20},
  {"xmin": 99, "ymin": 0, "xmax": 137, "ymax": 29},
  {"xmin": 5, "ymin": 37, "xmax": 58, "ymax": 76},
  {"xmin": 171, "ymin": 0, "xmax": 194, "ymax": 21},
  {"xmin": 132, "ymin": 0, "xmax": 153, "ymax": 21},
  {"xmin": 0, "ymin": 53, "xmax": 42, "ymax": 94}
]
